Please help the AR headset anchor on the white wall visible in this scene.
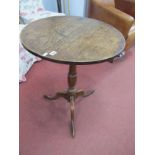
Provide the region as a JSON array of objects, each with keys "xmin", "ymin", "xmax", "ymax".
[
  {"xmin": 42, "ymin": 0, "xmax": 58, "ymax": 12},
  {"xmin": 42, "ymin": 0, "xmax": 86, "ymax": 17},
  {"xmin": 70, "ymin": 0, "xmax": 86, "ymax": 16}
]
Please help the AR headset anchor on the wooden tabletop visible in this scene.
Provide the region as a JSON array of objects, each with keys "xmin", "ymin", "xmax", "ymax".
[{"xmin": 20, "ymin": 16, "xmax": 125, "ymax": 65}]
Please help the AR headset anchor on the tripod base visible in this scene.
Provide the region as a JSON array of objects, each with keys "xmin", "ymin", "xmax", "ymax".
[
  {"xmin": 44, "ymin": 89, "xmax": 94, "ymax": 137},
  {"xmin": 44, "ymin": 89, "xmax": 94, "ymax": 101},
  {"xmin": 44, "ymin": 64, "xmax": 94, "ymax": 137}
]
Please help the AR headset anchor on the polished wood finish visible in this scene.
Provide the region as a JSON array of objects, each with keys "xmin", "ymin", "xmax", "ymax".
[
  {"xmin": 20, "ymin": 16, "xmax": 125, "ymax": 65},
  {"xmin": 20, "ymin": 16, "xmax": 125, "ymax": 137}
]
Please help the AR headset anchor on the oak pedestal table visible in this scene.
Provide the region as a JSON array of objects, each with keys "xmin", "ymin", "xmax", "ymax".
[{"xmin": 20, "ymin": 16, "xmax": 125, "ymax": 137}]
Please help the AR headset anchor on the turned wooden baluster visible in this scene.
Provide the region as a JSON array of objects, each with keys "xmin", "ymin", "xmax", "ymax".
[{"xmin": 68, "ymin": 65, "xmax": 77, "ymax": 92}]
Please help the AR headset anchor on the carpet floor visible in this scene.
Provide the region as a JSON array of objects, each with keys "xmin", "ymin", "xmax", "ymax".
[{"xmin": 19, "ymin": 47, "xmax": 135, "ymax": 155}]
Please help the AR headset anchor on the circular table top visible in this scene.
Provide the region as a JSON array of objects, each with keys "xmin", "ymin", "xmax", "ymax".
[{"xmin": 20, "ymin": 16, "xmax": 125, "ymax": 65}]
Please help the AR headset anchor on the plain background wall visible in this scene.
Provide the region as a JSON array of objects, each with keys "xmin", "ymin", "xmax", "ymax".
[
  {"xmin": 42, "ymin": 0, "xmax": 58, "ymax": 12},
  {"xmin": 70, "ymin": 0, "xmax": 86, "ymax": 16},
  {"xmin": 42, "ymin": 0, "xmax": 86, "ymax": 17}
]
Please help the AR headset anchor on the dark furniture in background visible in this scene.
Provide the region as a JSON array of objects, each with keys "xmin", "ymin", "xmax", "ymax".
[
  {"xmin": 115, "ymin": 0, "xmax": 135, "ymax": 18},
  {"xmin": 57, "ymin": 0, "xmax": 62, "ymax": 13},
  {"xmin": 88, "ymin": 0, "xmax": 135, "ymax": 51}
]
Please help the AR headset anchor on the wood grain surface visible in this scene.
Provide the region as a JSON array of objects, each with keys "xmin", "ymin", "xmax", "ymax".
[{"xmin": 20, "ymin": 16, "xmax": 125, "ymax": 65}]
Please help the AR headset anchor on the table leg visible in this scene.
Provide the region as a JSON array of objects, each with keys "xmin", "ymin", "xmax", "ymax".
[
  {"xmin": 44, "ymin": 91, "xmax": 67, "ymax": 100},
  {"xmin": 76, "ymin": 89, "xmax": 95, "ymax": 97},
  {"xmin": 69, "ymin": 95, "xmax": 75, "ymax": 137},
  {"xmin": 44, "ymin": 64, "xmax": 95, "ymax": 137}
]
